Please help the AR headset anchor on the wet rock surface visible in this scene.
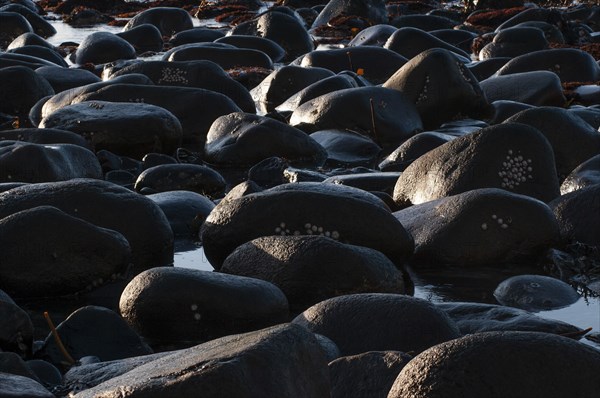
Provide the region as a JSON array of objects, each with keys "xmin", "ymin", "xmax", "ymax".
[{"xmin": 1, "ymin": 1, "xmax": 600, "ymax": 397}]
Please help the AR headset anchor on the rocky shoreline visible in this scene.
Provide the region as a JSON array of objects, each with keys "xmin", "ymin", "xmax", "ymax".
[{"xmin": 1, "ymin": 0, "xmax": 600, "ymax": 396}]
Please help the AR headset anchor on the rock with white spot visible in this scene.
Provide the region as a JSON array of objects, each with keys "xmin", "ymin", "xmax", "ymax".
[
  {"xmin": 119, "ymin": 267, "xmax": 289, "ymax": 344},
  {"xmin": 383, "ymin": 48, "xmax": 490, "ymax": 129},
  {"xmin": 392, "ymin": 123, "xmax": 560, "ymax": 207},
  {"xmin": 394, "ymin": 188, "xmax": 561, "ymax": 267},
  {"xmin": 494, "ymin": 275, "xmax": 580, "ymax": 312},
  {"xmin": 201, "ymin": 182, "xmax": 414, "ymax": 270},
  {"xmin": 504, "ymin": 106, "xmax": 600, "ymax": 180},
  {"xmin": 39, "ymin": 101, "xmax": 183, "ymax": 160}
]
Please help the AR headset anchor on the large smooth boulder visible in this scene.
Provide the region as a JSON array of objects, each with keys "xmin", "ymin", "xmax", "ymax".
[
  {"xmin": 0, "ymin": 65, "xmax": 53, "ymax": 118},
  {"xmin": 297, "ymin": 46, "xmax": 407, "ymax": 85},
  {"xmin": 119, "ymin": 267, "xmax": 289, "ymax": 344},
  {"xmin": 293, "ymin": 294, "xmax": 460, "ymax": 356},
  {"xmin": 311, "ymin": 0, "xmax": 387, "ymax": 29},
  {"xmin": 479, "ymin": 26, "xmax": 549, "ymax": 59},
  {"xmin": 394, "ymin": 188, "xmax": 561, "ymax": 267},
  {"xmin": 107, "ymin": 60, "xmax": 254, "ymax": 113},
  {"xmin": 35, "ymin": 66, "xmax": 101, "ymax": 94},
  {"xmin": 384, "ymin": 27, "xmax": 470, "ymax": 60},
  {"xmin": 0, "ymin": 142, "xmax": 101, "ymax": 183},
  {"xmin": 201, "ymin": 182, "xmax": 414, "ymax": 269},
  {"xmin": 379, "ymin": 131, "xmax": 452, "ymax": 172},
  {"xmin": 290, "ymin": 86, "xmax": 423, "ymax": 150},
  {"xmin": 204, "ymin": 112, "xmax": 327, "ymax": 168},
  {"xmin": 0, "ymin": 206, "xmax": 131, "ymax": 297},
  {"xmin": 134, "ymin": 164, "xmax": 226, "ymax": 198},
  {"xmin": 494, "ymin": 275, "xmax": 580, "ymax": 311},
  {"xmin": 504, "ymin": 106, "xmax": 600, "ymax": 180},
  {"xmin": 383, "ymin": 48, "xmax": 490, "ymax": 130},
  {"xmin": 0, "ymin": 128, "xmax": 88, "ymax": 147},
  {"xmin": 231, "ymin": 11, "xmax": 314, "ymax": 61},
  {"xmin": 494, "ymin": 48, "xmax": 600, "ymax": 83},
  {"xmin": 393, "ymin": 123, "xmax": 560, "ymax": 206},
  {"xmin": 74, "ymin": 31, "xmax": 136, "ymax": 65},
  {"xmin": 123, "ymin": 7, "xmax": 193, "ymax": 36},
  {"xmin": 388, "ymin": 331, "xmax": 600, "ymax": 398},
  {"xmin": 0, "ymin": 179, "xmax": 173, "ymax": 272},
  {"xmin": 72, "ymin": 84, "xmax": 240, "ymax": 149},
  {"xmin": 250, "ymin": 65, "xmax": 334, "ymax": 113},
  {"xmin": 147, "ymin": 190, "xmax": 215, "ymax": 238},
  {"xmin": 480, "ymin": 71, "xmax": 566, "ymax": 107},
  {"xmin": 550, "ymin": 184, "xmax": 600, "ymax": 246},
  {"xmin": 221, "ymin": 235, "xmax": 405, "ymax": 312},
  {"xmin": 310, "ymin": 129, "xmax": 382, "ymax": 169},
  {"xmin": 39, "ymin": 101, "xmax": 183, "ymax": 159},
  {"xmin": 0, "ymin": 11, "xmax": 33, "ymax": 48},
  {"xmin": 73, "ymin": 324, "xmax": 330, "ymax": 398},
  {"xmin": 163, "ymin": 44, "xmax": 273, "ymax": 70}
]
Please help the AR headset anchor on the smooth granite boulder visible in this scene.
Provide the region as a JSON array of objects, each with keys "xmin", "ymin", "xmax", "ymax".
[
  {"xmin": 0, "ymin": 65, "xmax": 53, "ymax": 119},
  {"xmin": 74, "ymin": 31, "xmax": 136, "ymax": 65},
  {"xmin": 107, "ymin": 60, "xmax": 255, "ymax": 113},
  {"xmin": 388, "ymin": 331, "xmax": 600, "ymax": 398},
  {"xmin": 72, "ymin": 84, "xmax": 240, "ymax": 149},
  {"xmin": 383, "ymin": 48, "xmax": 490, "ymax": 130},
  {"xmin": 39, "ymin": 101, "xmax": 183, "ymax": 160},
  {"xmin": 393, "ymin": 123, "xmax": 560, "ymax": 206},
  {"xmin": 494, "ymin": 275, "xmax": 580, "ymax": 311},
  {"xmin": 0, "ymin": 206, "xmax": 131, "ymax": 297},
  {"xmin": 290, "ymin": 86, "xmax": 423, "ymax": 150},
  {"xmin": 74, "ymin": 324, "xmax": 330, "ymax": 398},
  {"xmin": 201, "ymin": 182, "xmax": 414, "ymax": 269},
  {"xmin": 221, "ymin": 235, "xmax": 405, "ymax": 312},
  {"xmin": 123, "ymin": 7, "xmax": 193, "ymax": 36},
  {"xmin": 204, "ymin": 112, "xmax": 327, "ymax": 168},
  {"xmin": 119, "ymin": 267, "xmax": 289, "ymax": 344},
  {"xmin": 394, "ymin": 188, "xmax": 561, "ymax": 266},
  {"xmin": 0, "ymin": 289, "xmax": 33, "ymax": 357},
  {"xmin": 480, "ymin": 71, "xmax": 566, "ymax": 107},
  {"xmin": 134, "ymin": 164, "xmax": 226, "ymax": 198},
  {"xmin": 0, "ymin": 141, "xmax": 101, "ymax": 183},
  {"xmin": 504, "ymin": 106, "xmax": 600, "ymax": 180},
  {"xmin": 550, "ymin": 184, "xmax": 600, "ymax": 246},
  {"xmin": 293, "ymin": 294, "xmax": 460, "ymax": 356},
  {"xmin": 0, "ymin": 179, "xmax": 174, "ymax": 273},
  {"xmin": 0, "ymin": 372, "xmax": 54, "ymax": 398}
]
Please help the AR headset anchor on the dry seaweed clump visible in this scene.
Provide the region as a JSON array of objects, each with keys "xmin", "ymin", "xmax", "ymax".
[{"xmin": 465, "ymin": 6, "xmax": 526, "ymax": 29}]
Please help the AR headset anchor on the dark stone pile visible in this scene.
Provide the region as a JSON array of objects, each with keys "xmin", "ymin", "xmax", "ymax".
[{"xmin": 1, "ymin": 0, "xmax": 600, "ymax": 396}]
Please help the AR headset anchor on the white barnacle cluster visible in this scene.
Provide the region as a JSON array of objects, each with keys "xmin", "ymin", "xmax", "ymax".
[
  {"xmin": 157, "ymin": 67, "xmax": 189, "ymax": 84},
  {"xmin": 128, "ymin": 98, "xmax": 145, "ymax": 103},
  {"xmin": 481, "ymin": 214, "xmax": 512, "ymax": 230},
  {"xmin": 416, "ymin": 76, "xmax": 430, "ymax": 104},
  {"xmin": 190, "ymin": 303, "xmax": 202, "ymax": 321},
  {"xmin": 498, "ymin": 149, "xmax": 533, "ymax": 190},
  {"xmin": 457, "ymin": 62, "xmax": 471, "ymax": 82},
  {"xmin": 273, "ymin": 222, "xmax": 340, "ymax": 240},
  {"xmin": 81, "ymin": 273, "xmax": 121, "ymax": 293}
]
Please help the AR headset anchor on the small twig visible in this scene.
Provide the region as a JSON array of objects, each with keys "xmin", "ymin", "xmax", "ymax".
[
  {"xmin": 369, "ymin": 97, "xmax": 379, "ymax": 142},
  {"xmin": 43, "ymin": 311, "xmax": 76, "ymax": 365},
  {"xmin": 559, "ymin": 326, "xmax": 593, "ymax": 339}
]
